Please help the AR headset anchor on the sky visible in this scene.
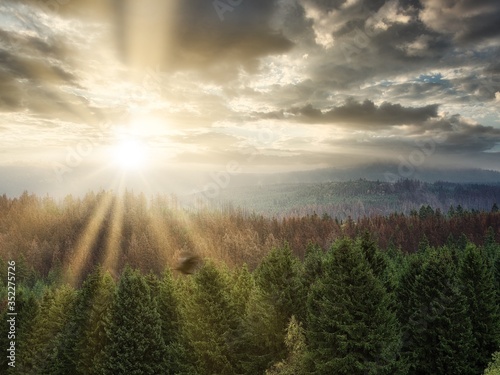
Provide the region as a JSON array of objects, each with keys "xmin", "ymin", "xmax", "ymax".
[{"xmin": 0, "ymin": 0, "xmax": 499, "ymax": 196}]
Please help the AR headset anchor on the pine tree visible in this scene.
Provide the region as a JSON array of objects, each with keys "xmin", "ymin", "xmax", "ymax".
[
  {"xmin": 306, "ymin": 238, "xmax": 403, "ymax": 375},
  {"xmin": 302, "ymin": 242, "xmax": 324, "ymax": 293},
  {"xmin": 254, "ymin": 244, "xmax": 306, "ymax": 334},
  {"xmin": 400, "ymin": 248, "xmax": 476, "ymax": 375},
  {"xmin": 50, "ymin": 267, "xmax": 107, "ymax": 375},
  {"xmin": 231, "ymin": 264, "xmax": 284, "ymax": 374},
  {"xmin": 457, "ymin": 232, "xmax": 469, "ymax": 251},
  {"xmin": 265, "ymin": 316, "xmax": 308, "ymax": 375},
  {"xmin": 357, "ymin": 231, "xmax": 387, "ymax": 281},
  {"xmin": 156, "ymin": 269, "xmax": 194, "ymax": 375},
  {"xmin": 384, "ymin": 243, "xmax": 407, "ymax": 292},
  {"xmin": 78, "ymin": 271, "xmax": 115, "ymax": 375},
  {"xmin": 484, "ymin": 227, "xmax": 498, "ymax": 260},
  {"xmin": 418, "ymin": 234, "xmax": 430, "ymax": 253},
  {"xmin": 17, "ymin": 285, "xmax": 76, "ymax": 375},
  {"xmin": 459, "ymin": 244, "xmax": 500, "ymax": 373},
  {"xmin": 0, "ymin": 286, "xmax": 40, "ymax": 374},
  {"xmin": 100, "ymin": 266, "xmax": 167, "ymax": 375},
  {"xmin": 183, "ymin": 262, "xmax": 244, "ymax": 375},
  {"xmin": 396, "ymin": 253, "xmax": 424, "ymax": 325}
]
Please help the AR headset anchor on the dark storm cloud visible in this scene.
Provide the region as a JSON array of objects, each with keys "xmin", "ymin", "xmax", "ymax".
[
  {"xmin": 315, "ymin": 114, "xmax": 500, "ymax": 169},
  {"xmin": 256, "ymin": 99, "xmax": 439, "ymax": 128},
  {"xmin": 420, "ymin": 0, "xmax": 500, "ymax": 43},
  {"xmin": 306, "ymin": 99, "xmax": 439, "ymax": 125},
  {"xmin": 485, "ymin": 62, "xmax": 500, "ymax": 75},
  {"xmin": 450, "ymin": 74, "xmax": 500, "ymax": 103},
  {"xmin": 433, "ymin": 120, "xmax": 500, "ymax": 153},
  {"xmin": 374, "ymin": 115, "xmax": 500, "ymax": 154}
]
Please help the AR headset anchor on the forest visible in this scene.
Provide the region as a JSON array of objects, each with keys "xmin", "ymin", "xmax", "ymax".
[
  {"xmin": 0, "ymin": 190, "xmax": 499, "ymax": 374},
  {"xmin": 212, "ymin": 179, "xmax": 500, "ymax": 219}
]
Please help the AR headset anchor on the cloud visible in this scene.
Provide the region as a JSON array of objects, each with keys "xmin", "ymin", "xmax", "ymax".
[
  {"xmin": 98, "ymin": 0, "xmax": 294, "ymax": 79},
  {"xmin": 355, "ymin": 114, "xmax": 500, "ymax": 154},
  {"xmin": 431, "ymin": 117, "xmax": 500, "ymax": 153},
  {"xmin": 420, "ymin": 0, "xmax": 500, "ymax": 43},
  {"xmin": 258, "ymin": 99, "xmax": 439, "ymax": 128},
  {"xmin": 13, "ymin": 1, "xmax": 294, "ymax": 80},
  {"xmin": 0, "ymin": 2, "xmax": 101, "ymax": 123}
]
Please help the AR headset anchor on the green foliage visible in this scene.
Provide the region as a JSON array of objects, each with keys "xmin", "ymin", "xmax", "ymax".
[
  {"xmin": 302, "ymin": 242, "xmax": 324, "ymax": 292},
  {"xmin": 418, "ymin": 234, "xmax": 430, "ymax": 253},
  {"xmin": 357, "ymin": 231, "xmax": 387, "ymax": 281},
  {"xmin": 17, "ymin": 285, "xmax": 77, "ymax": 375},
  {"xmin": 0, "ymin": 286, "xmax": 40, "ymax": 374},
  {"xmin": 266, "ymin": 316, "xmax": 308, "ymax": 375},
  {"xmin": 77, "ymin": 271, "xmax": 115, "ymax": 375},
  {"xmin": 306, "ymin": 238, "xmax": 403, "ymax": 375},
  {"xmin": 156, "ymin": 270, "xmax": 193, "ymax": 375},
  {"xmin": 50, "ymin": 267, "xmax": 108, "ymax": 375},
  {"xmin": 183, "ymin": 262, "xmax": 244, "ymax": 375},
  {"xmin": 460, "ymin": 244, "xmax": 500, "ymax": 373},
  {"xmin": 230, "ymin": 264, "xmax": 286, "ymax": 374},
  {"xmin": 485, "ymin": 352, "xmax": 500, "ymax": 375},
  {"xmin": 255, "ymin": 244, "xmax": 306, "ymax": 331},
  {"xmin": 399, "ymin": 248, "xmax": 476, "ymax": 375},
  {"xmin": 100, "ymin": 267, "xmax": 167, "ymax": 375}
]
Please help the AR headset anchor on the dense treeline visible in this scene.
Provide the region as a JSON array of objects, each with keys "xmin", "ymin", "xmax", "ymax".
[
  {"xmin": 1, "ymin": 233, "xmax": 499, "ymax": 374},
  {"xmin": 0, "ymin": 191, "xmax": 499, "ymax": 283},
  {"xmin": 215, "ymin": 179, "xmax": 500, "ymax": 219}
]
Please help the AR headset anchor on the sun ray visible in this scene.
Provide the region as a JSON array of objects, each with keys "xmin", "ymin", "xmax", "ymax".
[
  {"xmin": 102, "ymin": 193, "xmax": 125, "ymax": 278},
  {"xmin": 145, "ymin": 196, "xmax": 176, "ymax": 269},
  {"xmin": 65, "ymin": 191, "xmax": 114, "ymax": 285}
]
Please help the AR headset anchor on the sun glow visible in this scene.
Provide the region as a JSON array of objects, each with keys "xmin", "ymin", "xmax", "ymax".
[{"xmin": 111, "ymin": 138, "xmax": 148, "ymax": 170}]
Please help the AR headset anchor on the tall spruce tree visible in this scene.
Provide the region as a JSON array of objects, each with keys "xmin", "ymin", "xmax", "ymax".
[
  {"xmin": 77, "ymin": 270, "xmax": 115, "ymax": 375},
  {"xmin": 50, "ymin": 267, "xmax": 107, "ymax": 375},
  {"xmin": 156, "ymin": 269, "xmax": 194, "ymax": 375},
  {"xmin": 183, "ymin": 262, "xmax": 244, "ymax": 375},
  {"xmin": 302, "ymin": 242, "xmax": 324, "ymax": 294},
  {"xmin": 306, "ymin": 238, "xmax": 403, "ymax": 375},
  {"xmin": 400, "ymin": 247, "xmax": 476, "ymax": 375},
  {"xmin": 358, "ymin": 231, "xmax": 387, "ymax": 281},
  {"xmin": 0, "ymin": 286, "xmax": 40, "ymax": 374},
  {"xmin": 459, "ymin": 244, "xmax": 500, "ymax": 374},
  {"xmin": 254, "ymin": 244, "xmax": 306, "ymax": 336},
  {"xmin": 231, "ymin": 264, "xmax": 285, "ymax": 374},
  {"xmin": 100, "ymin": 266, "xmax": 167, "ymax": 375},
  {"xmin": 17, "ymin": 285, "xmax": 76, "ymax": 375},
  {"xmin": 266, "ymin": 316, "xmax": 308, "ymax": 375}
]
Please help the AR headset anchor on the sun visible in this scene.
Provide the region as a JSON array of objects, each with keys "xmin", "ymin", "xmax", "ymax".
[{"xmin": 111, "ymin": 138, "xmax": 148, "ymax": 170}]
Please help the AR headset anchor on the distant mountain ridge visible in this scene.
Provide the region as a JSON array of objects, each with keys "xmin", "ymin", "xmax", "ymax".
[
  {"xmin": 195, "ymin": 179, "xmax": 500, "ymax": 219},
  {"xmin": 227, "ymin": 163, "xmax": 500, "ymax": 187}
]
